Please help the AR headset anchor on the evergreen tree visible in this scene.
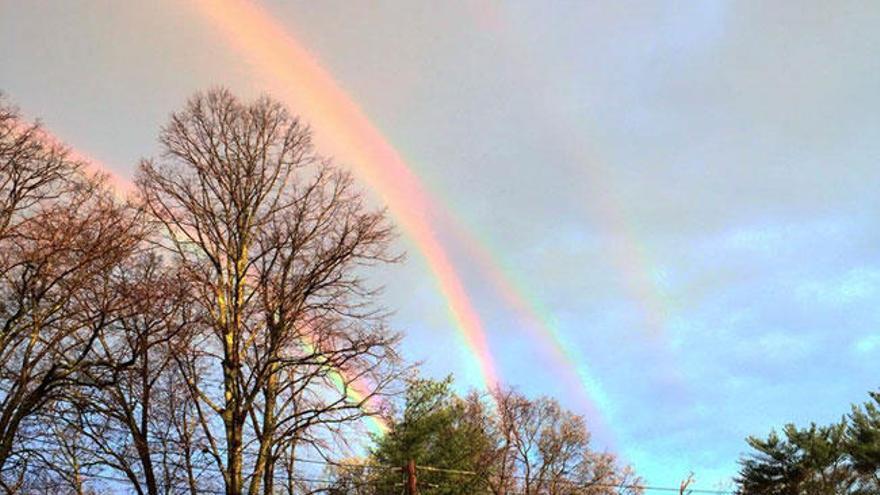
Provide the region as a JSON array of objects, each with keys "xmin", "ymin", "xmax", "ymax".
[
  {"xmin": 369, "ymin": 377, "xmax": 493, "ymax": 494},
  {"xmin": 847, "ymin": 392, "xmax": 880, "ymax": 492},
  {"xmin": 330, "ymin": 378, "xmax": 640, "ymax": 495},
  {"xmin": 737, "ymin": 390, "xmax": 880, "ymax": 494}
]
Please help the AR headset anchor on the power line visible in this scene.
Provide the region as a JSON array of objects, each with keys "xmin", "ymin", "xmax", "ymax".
[
  {"xmin": 412, "ymin": 464, "xmax": 734, "ymax": 494},
  {"xmin": 13, "ymin": 433, "xmax": 736, "ymax": 494}
]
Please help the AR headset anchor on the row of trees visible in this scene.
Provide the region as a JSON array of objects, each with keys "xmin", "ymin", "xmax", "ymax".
[
  {"xmin": 1, "ymin": 89, "xmax": 639, "ymax": 494},
  {"xmin": 736, "ymin": 390, "xmax": 880, "ymax": 494},
  {"xmin": 328, "ymin": 378, "xmax": 641, "ymax": 495},
  {"xmin": 1, "ymin": 89, "xmax": 406, "ymax": 494}
]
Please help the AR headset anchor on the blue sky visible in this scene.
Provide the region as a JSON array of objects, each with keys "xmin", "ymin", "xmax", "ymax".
[{"xmin": 2, "ymin": 1, "xmax": 879, "ymax": 488}]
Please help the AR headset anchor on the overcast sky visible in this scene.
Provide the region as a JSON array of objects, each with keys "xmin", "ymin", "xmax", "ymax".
[{"xmin": 2, "ymin": 1, "xmax": 879, "ymax": 487}]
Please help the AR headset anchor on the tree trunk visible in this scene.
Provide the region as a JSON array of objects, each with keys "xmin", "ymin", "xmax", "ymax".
[
  {"xmin": 223, "ymin": 334, "xmax": 244, "ymax": 495},
  {"xmin": 251, "ymin": 364, "xmax": 279, "ymax": 495},
  {"xmin": 224, "ymin": 384, "xmax": 244, "ymax": 495},
  {"xmin": 133, "ymin": 431, "xmax": 158, "ymax": 495}
]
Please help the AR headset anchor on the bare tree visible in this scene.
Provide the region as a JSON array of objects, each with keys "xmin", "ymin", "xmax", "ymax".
[
  {"xmin": 137, "ymin": 89, "xmax": 405, "ymax": 495},
  {"xmin": 0, "ymin": 96, "xmax": 145, "ymax": 492},
  {"xmin": 489, "ymin": 388, "xmax": 642, "ymax": 495},
  {"xmin": 0, "ymin": 96, "xmax": 78, "ymax": 239},
  {"xmin": 54, "ymin": 253, "xmax": 202, "ymax": 495},
  {"xmin": 30, "ymin": 400, "xmax": 102, "ymax": 495}
]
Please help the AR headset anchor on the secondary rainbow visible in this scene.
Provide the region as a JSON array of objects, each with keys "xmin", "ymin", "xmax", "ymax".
[{"xmin": 190, "ymin": 0, "xmax": 501, "ymax": 390}]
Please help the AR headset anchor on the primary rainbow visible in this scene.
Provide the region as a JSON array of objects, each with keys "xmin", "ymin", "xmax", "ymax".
[
  {"xmin": 298, "ymin": 336, "xmax": 391, "ymax": 437},
  {"xmin": 190, "ymin": 0, "xmax": 501, "ymax": 390},
  {"xmin": 186, "ymin": 0, "xmax": 631, "ymax": 449},
  {"xmin": 10, "ymin": 120, "xmax": 131, "ymax": 198},
  {"xmin": 187, "ymin": 0, "xmax": 684, "ymax": 450}
]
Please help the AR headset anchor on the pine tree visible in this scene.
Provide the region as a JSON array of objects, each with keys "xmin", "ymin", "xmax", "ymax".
[
  {"xmin": 846, "ymin": 392, "xmax": 880, "ymax": 492},
  {"xmin": 737, "ymin": 389, "xmax": 880, "ymax": 494},
  {"xmin": 369, "ymin": 377, "xmax": 493, "ymax": 495}
]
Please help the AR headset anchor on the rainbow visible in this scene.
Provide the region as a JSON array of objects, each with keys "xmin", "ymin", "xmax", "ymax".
[
  {"xmin": 185, "ymin": 1, "xmax": 634, "ymax": 442},
  {"xmin": 450, "ymin": 0, "xmax": 687, "ymax": 436},
  {"xmin": 298, "ymin": 336, "xmax": 390, "ymax": 437},
  {"xmin": 342, "ymin": 379, "xmax": 390, "ymax": 437},
  {"xmin": 451, "ymin": 0, "xmax": 673, "ymax": 339},
  {"xmin": 185, "ymin": 0, "xmax": 639, "ymax": 450},
  {"xmin": 566, "ymin": 155, "xmax": 685, "ymax": 390},
  {"xmin": 25, "ymin": 0, "xmax": 657, "ymax": 450},
  {"xmin": 449, "ymin": 224, "xmax": 616, "ymax": 419},
  {"xmin": 445, "ymin": 197, "xmax": 677, "ymax": 447},
  {"xmin": 189, "ymin": 0, "xmax": 500, "ymax": 390},
  {"xmin": 468, "ymin": 0, "xmax": 677, "ymax": 341},
  {"xmin": 440, "ymin": 140, "xmax": 681, "ymax": 450},
  {"xmin": 8, "ymin": 119, "xmax": 131, "ymax": 197}
]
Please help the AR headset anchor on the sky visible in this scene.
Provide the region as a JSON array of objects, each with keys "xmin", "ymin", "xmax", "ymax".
[{"xmin": 2, "ymin": 0, "xmax": 879, "ymax": 488}]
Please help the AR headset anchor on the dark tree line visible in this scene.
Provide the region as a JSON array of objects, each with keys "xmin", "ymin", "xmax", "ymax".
[{"xmin": 736, "ymin": 390, "xmax": 880, "ymax": 494}]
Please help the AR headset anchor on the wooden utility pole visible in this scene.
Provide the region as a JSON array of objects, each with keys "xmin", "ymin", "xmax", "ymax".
[{"xmin": 405, "ymin": 459, "xmax": 418, "ymax": 495}]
